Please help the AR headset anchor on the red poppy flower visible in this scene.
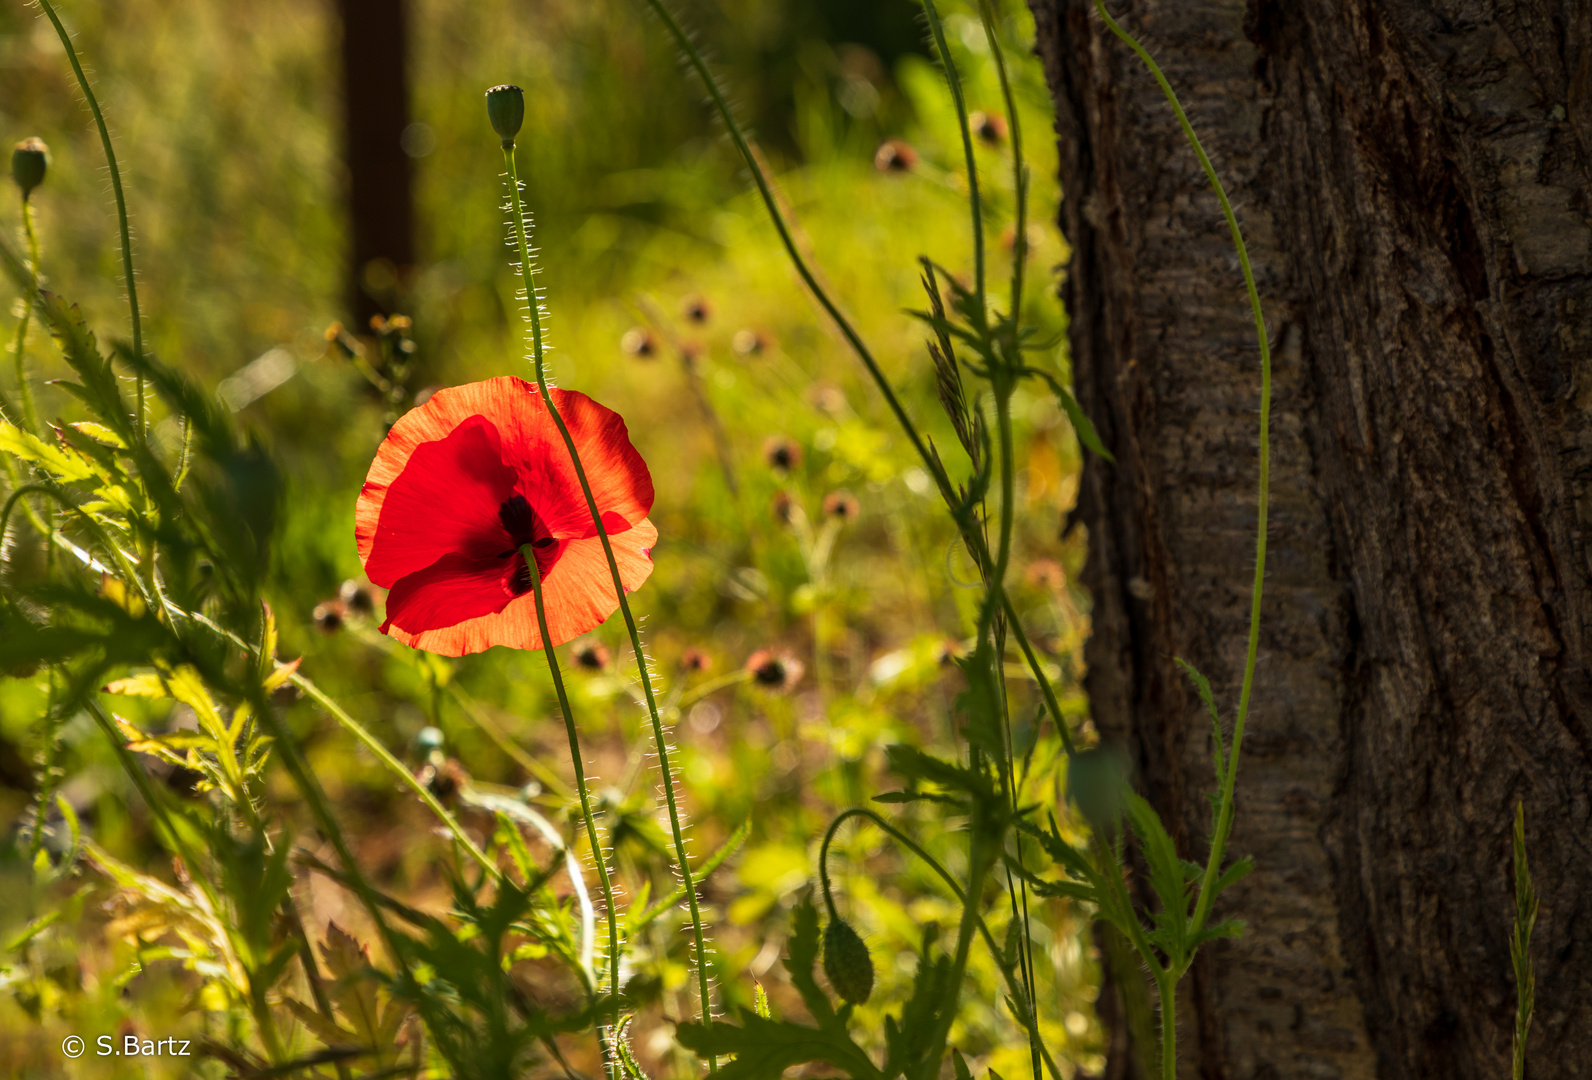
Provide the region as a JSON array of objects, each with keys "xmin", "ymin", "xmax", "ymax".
[{"xmin": 356, "ymin": 376, "xmax": 656, "ymax": 656}]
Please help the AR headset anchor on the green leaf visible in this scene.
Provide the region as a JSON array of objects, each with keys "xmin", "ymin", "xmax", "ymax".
[
  {"xmin": 785, "ymin": 898, "xmax": 837, "ymax": 1027},
  {"xmin": 0, "ymin": 420, "xmax": 96, "ymax": 483},
  {"xmin": 1123, "ymin": 792, "xmax": 1191, "ymax": 963},
  {"xmin": 883, "ymin": 923, "xmax": 952, "ymax": 1078},
  {"xmin": 674, "ymin": 1015, "xmax": 882, "ymax": 1080},
  {"xmin": 1175, "ymin": 657, "xmax": 1226, "ymax": 785}
]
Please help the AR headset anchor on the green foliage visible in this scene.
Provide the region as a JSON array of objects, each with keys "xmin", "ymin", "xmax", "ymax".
[{"xmin": 1512, "ymin": 802, "xmax": 1537, "ymax": 1080}]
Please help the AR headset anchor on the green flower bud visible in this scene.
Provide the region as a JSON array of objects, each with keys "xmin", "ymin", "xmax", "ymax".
[
  {"xmin": 1067, "ymin": 745, "xmax": 1129, "ymax": 829},
  {"xmin": 485, "ymin": 84, "xmax": 525, "ymax": 146},
  {"xmin": 822, "ymin": 917, "xmax": 874, "ymax": 1005},
  {"xmin": 12, "ymin": 138, "xmax": 47, "ymax": 198}
]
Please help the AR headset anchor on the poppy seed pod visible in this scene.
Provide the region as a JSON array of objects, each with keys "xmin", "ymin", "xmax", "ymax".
[
  {"xmin": 745, "ymin": 648, "xmax": 804, "ymax": 693},
  {"xmin": 572, "ymin": 640, "xmax": 610, "ymax": 671},
  {"xmin": 823, "ymin": 917, "xmax": 874, "ymax": 1004},
  {"xmin": 485, "ymin": 84, "xmax": 525, "ymax": 146},
  {"xmin": 12, "ymin": 138, "xmax": 47, "ymax": 198},
  {"xmin": 873, "ymin": 139, "xmax": 917, "ymax": 173},
  {"xmin": 312, "ymin": 599, "xmax": 347, "ymax": 633},
  {"xmin": 762, "ymin": 436, "xmax": 802, "ymax": 473},
  {"xmin": 822, "ymin": 490, "xmax": 860, "ymax": 522},
  {"xmin": 970, "ymin": 110, "xmax": 1008, "ymax": 145}
]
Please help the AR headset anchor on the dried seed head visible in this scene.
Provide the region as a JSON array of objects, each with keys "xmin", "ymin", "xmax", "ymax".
[
  {"xmin": 485, "ymin": 84, "xmax": 525, "ymax": 145},
  {"xmin": 970, "ymin": 110, "xmax": 1007, "ymax": 145},
  {"xmin": 771, "ymin": 489, "xmax": 796, "ymax": 523},
  {"xmin": 340, "ymin": 579, "xmax": 376, "ymax": 615},
  {"xmin": 874, "ymin": 139, "xmax": 918, "ymax": 173},
  {"xmin": 620, "ymin": 327, "xmax": 657, "ymax": 358},
  {"xmin": 681, "ymin": 294, "xmax": 712, "ymax": 323},
  {"xmin": 572, "ymin": 640, "xmax": 610, "ymax": 671},
  {"xmin": 1025, "ymin": 558, "xmax": 1066, "ymax": 592},
  {"xmin": 11, "ymin": 138, "xmax": 47, "ymax": 198},
  {"xmin": 823, "ymin": 918, "xmax": 875, "ymax": 1004},
  {"xmin": 807, "ymin": 382, "xmax": 846, "ymax": 416},
  {"xmin": 763, "ymin": 436, "xmax": 802, "ymax": 473},
  {"xmin": 312, "ymin": 600, "xmax": 346, "ymax": 633},
  {"xmin": 936, "ymin": 638, "xmax": 966, "ymax": 667},
  {"xmin": 822, "ymin": 490, "xmax": 860, "ymax": 522},
  {"xmin": 745, "ymin": 649, "xmax": 804, "ymax": 693},
  {"xmin": 680, "ymin": 647, "xmax": 713, "ymax": 673},
  {"xmin": 732, "ymin": 328, "xmax": 769, "ymax": 356}
]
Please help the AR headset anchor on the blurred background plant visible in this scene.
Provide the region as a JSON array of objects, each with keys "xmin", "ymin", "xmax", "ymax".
[{"xmin": 0, "ymin": 0, "xmax": 1110, "ymax": 1075}]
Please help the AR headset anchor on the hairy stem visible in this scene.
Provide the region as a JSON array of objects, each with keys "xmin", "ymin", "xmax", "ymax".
[
  {"xmin": 36, "ymin": 0, "xmax": 144, "ymax": 436},
  {"xmin": 1089, "ymin": 0, "xmax": 1273, "ymax": 950},
  {"xmin": 522, "ymin": 543, "xmax": 620, "ymax": 1077},
  {"xmin": 12, "ymin": 194, "xmax": 40, "ymax": 435},
  {"xmin": 500, "ymin": 142, "xmax": 717, "ymax": 1069}
]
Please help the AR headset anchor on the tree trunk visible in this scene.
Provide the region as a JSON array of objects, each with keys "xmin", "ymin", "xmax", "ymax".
[
  {"xmin": 1026, "ymin": 1, "xmax": 1592, "ymax": 1077},
  {"xmin": 338, "ymin": 0, "xmax": 415, "ymax": 325}
]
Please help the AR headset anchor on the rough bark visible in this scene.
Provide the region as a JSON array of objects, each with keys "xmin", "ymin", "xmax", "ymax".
[{"xmin": 1027, "ymin": 1, "xmax": 1592, "ymax": 1077}]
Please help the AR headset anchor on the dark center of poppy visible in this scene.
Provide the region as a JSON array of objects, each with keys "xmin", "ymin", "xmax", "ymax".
[{"xmin": 498, "ymin": 494, "xmax": 560, "ymax": 595}]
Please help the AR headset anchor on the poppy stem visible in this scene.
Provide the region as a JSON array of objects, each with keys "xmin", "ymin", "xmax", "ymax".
[
  {"xmin": 502, "ymin": 143, "xmax": 718, "ymax": 1070},
  {"xmin": 521, "ymin": 543, "xmax": 621, "ymax": 1076}
]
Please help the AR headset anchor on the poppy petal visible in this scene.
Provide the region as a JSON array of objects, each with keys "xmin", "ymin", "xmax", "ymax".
[
  {"xmin": 381, "ymin": 552, "xmax": 518, "ymax": 636},
  {"xmin": 484, "ymin": 381, "xmax": 654, "ymax": 538},
  {"xmin": 380, "ymin": 517, "xmax": 657, "ymax": 657},
  {"xmin": 358, "ymin": 414, "xmax": 519, "ymax": 586}
]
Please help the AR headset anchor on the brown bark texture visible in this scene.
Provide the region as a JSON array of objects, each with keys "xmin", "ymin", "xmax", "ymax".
[{"xmin": 1026, "ymin": 0, "xmax": 1592, "ymax": 1077}]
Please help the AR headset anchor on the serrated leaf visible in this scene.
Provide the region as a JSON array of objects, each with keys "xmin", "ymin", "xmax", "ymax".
[
  {"xmin": 0, "ymin": 420, "xmax": 96, "ymax": 483},
  {"xmin": 674, "ymin": 1015, "xmax": 882, "ymax": 1080},
  {"xmin": 262, "ymin": 657, "xmax": 300, "ymax": 694},
  {"xmin": 1123, "ymin": 792, "xmax": 1192, "ymax": 962},
  {"xmin": 68, "ymin": 421, "xmax": 125, "ymax": 448},
  {"xmin": 162, "ymin": 665, "xmax": 228, "ymax": 741},
  {"xmin": 283, "ymin": 996, "xmax": 357, "ymax": 1049},
  {"xmin": 105, "ymin": 673, "xmax": 167, "ymax": 698},
  {"xmin": 785, "ymin": 899, "xmax": 837, "ymax": 1027},
  {"xmin": 1210, "ymin": 855, "xmax": 1254, "ymax": 897},
  {"xmin": 1175, "ymin": 657, "xmax": 1226, "ymax": 785}
]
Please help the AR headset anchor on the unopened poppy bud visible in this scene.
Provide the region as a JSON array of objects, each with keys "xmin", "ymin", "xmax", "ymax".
[
  {"xmin": 11, "ymin": 138, "xmax": 47, "ymax": 198},
  {"xmin": 485, "ymin": 84, "xmax": 525, "ymax": 145},
  {"xmin": 822, "ymin": 490, "xmax": 859, "ymax": 522},
  {"xmin": 970, "ymin": 110, "xmax": 1007, "ymax": 145},
  {"xmin": 312, "ymin": 599, "xmax": 346, "ymax": 633},
  {"xmin": 763, "ymin": 436, "xmax": 802, "ymax": 473},
  {"xmin": 874, "ymin": 139, "xmax": 917, "ymax": 173},
  {"xmin": 823, "ymin": 917, "xmax": 874, "ymax": 1004}
]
